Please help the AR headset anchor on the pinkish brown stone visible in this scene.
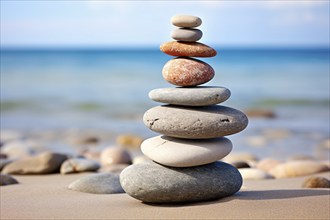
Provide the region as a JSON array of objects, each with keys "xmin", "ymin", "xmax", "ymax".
[
  {"xmin": 162, "ymin": 58, "xmax": 214, "ymax": 87},
  {"xmin": 160, "ymin": 41, "xmax": 217, "ymax": 57}
]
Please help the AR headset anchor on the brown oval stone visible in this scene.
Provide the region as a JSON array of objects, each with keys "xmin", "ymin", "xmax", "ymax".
[
  {"xmin": 162, "ymin": 58, "xmax": 214, "ymax": 86},
  {"xmin": 160, "ymin": 41, "xmax": 217, "ymax": 57}
]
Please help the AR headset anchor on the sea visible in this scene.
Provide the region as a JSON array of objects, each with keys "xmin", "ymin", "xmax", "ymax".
[{"xmin": 1, "ymin": 48, "xmax": 329, "ymax": 159}]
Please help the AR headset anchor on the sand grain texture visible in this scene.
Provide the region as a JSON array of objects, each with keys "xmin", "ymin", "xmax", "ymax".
[{"xmin": 1, "ymin": 172, "xmax": 329, "ymax": 220}]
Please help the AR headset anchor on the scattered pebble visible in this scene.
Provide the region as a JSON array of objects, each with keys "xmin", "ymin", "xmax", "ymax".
[
  {"xmin": 302, "ymin": 176, "xmax": 330, "ymax": 188},
  {"xmin": 1, "ymin": 140, "xmax": 35, "ymax": 159},
  {"xmin": 68, "ymin": 173, "xmax": 124, "ymax": 194},
  {"xmin": 0, "ymin": 174, "xmax": 19, "ymax": 186},
  {"xmin": 0, "ymin": 159, "xmax": 14, "ymax": 171},
  {"xmin": 100, "ymin": 147, "xmax": 132, "ymax": 166},
  {"xmin": 60, "ymin": 158, "xmax": 100, "ymax": 174},
  {"xmin": 2, "ymin": 152, "xmax": 67, "ymax": 175},
  {"xmin": 269, "ymin": 161, "xmax": 329, "ymax": 178},
  {"xmin": 256, "ymin": 158, "xmax": 281, "ymax": 172},
  {"xmin": 239, "ymin": 168, "xmax": 274, "ymax": 180},
  {"xmin": 222, "ymin": 152, "xmax": 258, "ymax": 164}
]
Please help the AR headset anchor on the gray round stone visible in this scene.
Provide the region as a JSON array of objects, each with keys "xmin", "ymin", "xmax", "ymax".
[
  {"xmin": 149, "ymin": 86, "xmax": 231, "ymax": 106},
  {"xmin": 143, "ymin": 105, "xmax": 248, "ymax": 139},
  {"xmin": 171, "ymin": 28, "xmax": 203, "ymax": 42},
  {"xmin": 171, "ymin": 15, "xmax": 202, "ymax": 28},
  {"xmin": 60, "ymin": 158, "xmax": 100, "ymax": 174},
  {"xmin": 68, "ymin": 173, "xmax": 124, "ymax": 194},
  {"xmin": 120, "ymin": 161, "xmax": 242, "ymax": 203}
]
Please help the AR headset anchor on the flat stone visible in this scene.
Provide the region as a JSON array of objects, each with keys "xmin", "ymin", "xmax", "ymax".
[
  {"xmin": 1, "ymin": 152, "xmax": 67, "ymax": 175},
  {"xmin": 256, "ymin": 158, "xmax": 281, "ymax": 172},
  {"xmin": 68, "ymin": 173, "xmax": 124, "ymax": 194},
  {"xmin": 0, "ymin": 174, "xmax": 19, "ymax": 186},
  {"xmin": 171, "ymin": 28, "xmax": 203, "ymax": 42},
  {"xmin": 269, "ymin": 161, "xmax": 329, "ymax": 178},
  {"xmin": 149, "ymin": 86, "xmax": 230, "ymax": 106},
  {"xmin": 100, "ymin": 147, "xmax": 132, "ymax": 166},
  {"xmin": 141, "ymin": 135, "xmax": 232, "ymax": 167},
  {"xmin": 171, "ymin": 15, "xmax": 202, "ymax": 28},
  {"xmin": 222, "ymin": 152, "xmax": 258, "ymax": 164},
  {"xmin": 160, "ymin": 41, "xmax": 217, "ymax": 57},
  {"xmin": 238, "ymin": 168, "xmax": 274, "ymax": 180},
  {"xmin": 143, "ymin": 105, "xmax": 248, "ymax": 139},
  {"xmin": 60, "ymin": 158, "xmax": 100, "ymax": 174},
  {"xmin": 120, "ymin": 161, "xmax": 242, "ymax": 203},
  {"xmin": 162, "ymin": 58, "xmax": 214, "ymax": 87}
]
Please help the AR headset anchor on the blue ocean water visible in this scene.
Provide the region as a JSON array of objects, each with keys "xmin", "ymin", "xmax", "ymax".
[{"xmin": 1, "ymin": 48, "xmax": 329, "ymax": 130}]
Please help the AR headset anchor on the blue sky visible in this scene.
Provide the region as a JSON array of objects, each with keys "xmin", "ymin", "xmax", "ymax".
[{"xmin": 1, "ymin": 1, "xmax": 329, "ymax": 48}]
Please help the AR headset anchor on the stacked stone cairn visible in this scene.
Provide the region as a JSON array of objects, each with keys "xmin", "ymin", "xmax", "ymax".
[{"xmin": 120, "ymin": 15, "xmax": 249, "ymax": 203}]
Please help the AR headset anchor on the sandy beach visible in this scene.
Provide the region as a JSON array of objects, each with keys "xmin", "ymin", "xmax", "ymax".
[{"xmin": 1, "ymin": 171, "xmax": 329, "ymax": 220}]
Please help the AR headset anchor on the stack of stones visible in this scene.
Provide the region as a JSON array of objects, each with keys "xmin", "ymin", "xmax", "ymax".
[{"xmin": 120, "ymin": 15, "xmax": 248, "ymax": 203}]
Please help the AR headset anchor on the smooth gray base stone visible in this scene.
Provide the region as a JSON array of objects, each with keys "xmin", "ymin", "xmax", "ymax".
[
  {"xmin": 143, "ymin": 105, "xmax": 248, "ymax": 139},
  {"xmin": 68, "ymin": 173, "xmax": 124, "ymax": 194},
  {"xmin": 149, "ymin": 86, "xmax": 231, "ymax": 106},
  {"xmin": 120, "ymin": 161, "xmax": 242, "ymax": 203}
]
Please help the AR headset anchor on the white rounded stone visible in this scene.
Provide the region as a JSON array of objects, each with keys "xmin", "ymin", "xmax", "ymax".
[
  {"xmin": 171, "ymin": 15, "xmax": 202, "ymax": 28},
  {"xmin": 238, "ymin": 168, "xmax": 274, "ymax": 180},
  {"xmin": 141, "ymin": 135, "xmax": 232, "ymax": 167}
]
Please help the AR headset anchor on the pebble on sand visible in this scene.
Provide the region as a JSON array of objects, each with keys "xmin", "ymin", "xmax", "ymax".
[
  {"xmin": 269, "ymin": 161, "xmax": 329, "ymax": 178},
  {"xmin": 238, "ymin": 168, "xmax": 274, "ymax": 180},
  {"xmin": 100, "ymin": 147, "xmax": 132, "ymax": 166},
  {"xmin": 0, "ymin": 174, "xmax": 19, "ymax": 186},
  {"xmin": 1, "ymin": 152, "xmax": 67, "ymax": 175},
  {"xmin": 302, "ymin": 176, "xmax": 330, "ymax": 188},
  {"xmin": 68, "ymin": 173, "xmax": 124, "ymax": 194},
  {"xmin": 116, "ymin": 134, "xmax": 143, "ymax": 149},
  {"xmin": 60, "ymin": 158, "xmax": 100, "ymax": 174}
]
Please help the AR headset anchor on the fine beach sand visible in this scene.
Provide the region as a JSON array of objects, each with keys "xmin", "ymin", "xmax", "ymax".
[{"xmin": 1, "ymin": 172, "xmax": 329, "ymax": 220}]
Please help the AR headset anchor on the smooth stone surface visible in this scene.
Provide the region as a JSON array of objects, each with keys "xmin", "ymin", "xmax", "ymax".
[
  {"xmin": 302, "ymin": 176, "xmax": 330, "ymax": 188},
  {"xmin": 0, "ymin": 174, "xmax": 19, "ymax": 186},
  {"xmin": 269, "ymin": 161, "xmax": 329, "ymax": 178},
  {"xmin": 68, "ymin": 173, "xmax": 124, "ymax": 194},
  {"xmin": 2, "ymin": 152, "xmax": 67, "ymax": 175},
  {"xmin": 100, "ymin": 147, "xmax": 132, "ymax": 166},
  {"xmin": 132, "ymin": 155, "xmax": 152, "ymax": 164},
  {"xmin": 171, "ymin": 15, "xmax": 202, "ymax": 28},
  {"xmin": 143, "ymin": 105, "xmax": 248, "ymax": 139},
  {"xmin": 160, "ymin": 41, "xmax": 217, "ymax": 57},
  {"xmin": 141, "ymin": 135, "xmax": 232, "ymax": 167},
  {"xmin": 60, "ymin": 158, "xmax": 100, "ymax": 174},
  {"xmin": 171, "ymin": 28, "xmax": 203, "ymax": 42},
  {"xmin": 162, "ymin": 58, "xmax": 214, "ymax": 87},
  {"xmin": 120, "ymin": 161, "xmax": 242, "ymax": 203},
  {"xmin": 149, "ymin": 86, "xmax": 230, "ymax": 106},
  {"xmin": 239, "ymin": 168, "xmax": 274, "ymax": 180},
  {"xmin": 231, "ymin": 161, "xmax": 251, "ymax": 169}
]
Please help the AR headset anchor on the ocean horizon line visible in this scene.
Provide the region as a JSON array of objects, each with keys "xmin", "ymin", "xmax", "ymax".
[{"xmin": 1, "ymin": 45, "xmax": 329, "ymax": 52}]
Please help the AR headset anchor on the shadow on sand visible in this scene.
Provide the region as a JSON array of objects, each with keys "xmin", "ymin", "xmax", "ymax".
[{"xmin": 144, "ymin": 189, "xmax": 330, "ymax": 207}]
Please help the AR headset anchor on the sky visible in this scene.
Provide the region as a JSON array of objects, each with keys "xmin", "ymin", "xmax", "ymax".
[{"xmin": 1, "ymin": 0, "xmax": 329, "ymax": 48}]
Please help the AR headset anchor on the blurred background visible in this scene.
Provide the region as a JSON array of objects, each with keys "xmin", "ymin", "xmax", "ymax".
[{"xmin": 1, "ymin": 1, "xmax": 329, "ymax": 160}]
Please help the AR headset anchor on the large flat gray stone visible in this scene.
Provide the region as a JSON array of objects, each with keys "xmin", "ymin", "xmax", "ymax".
[
  {"xmin": 120, "ymin": 161, "xmax": 242, "ymax": 203},
  {"xmin": 143, "ymin": 105, "xmax": 248, "ymax": 139}
]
